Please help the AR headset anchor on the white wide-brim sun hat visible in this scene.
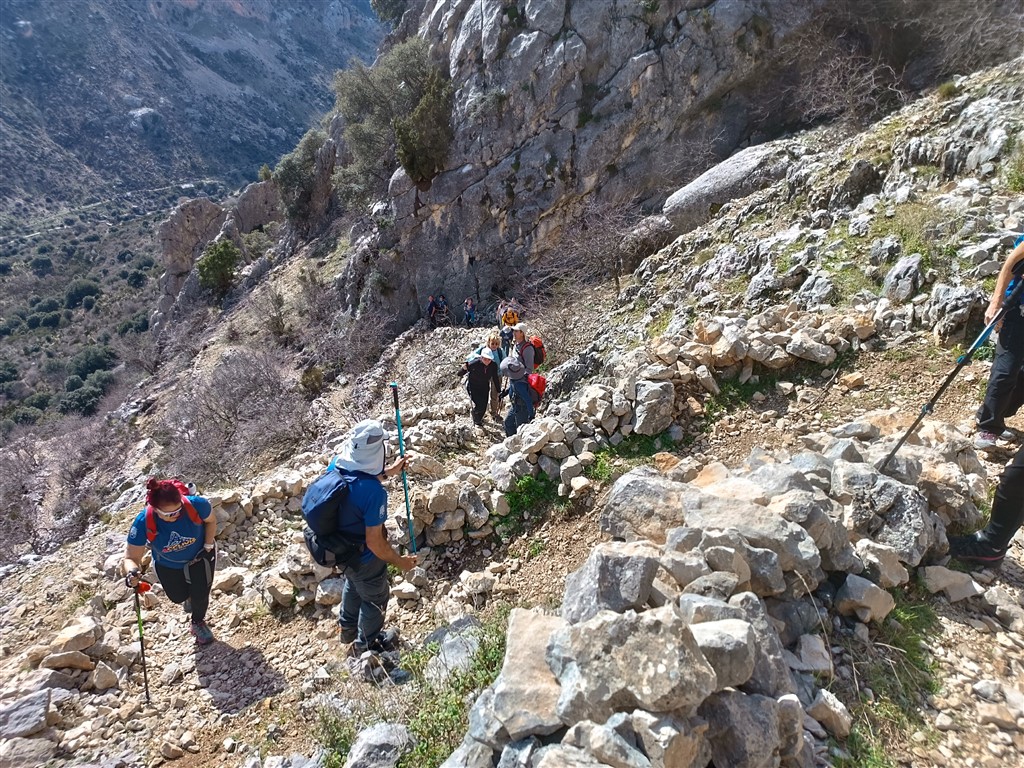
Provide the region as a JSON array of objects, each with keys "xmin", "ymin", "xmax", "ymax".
[{"xmin": 334, "ymin": 419, "xmax": 387, "ymax": 475}]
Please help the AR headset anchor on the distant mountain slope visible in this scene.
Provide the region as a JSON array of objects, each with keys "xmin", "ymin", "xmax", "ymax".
[{"xmin": 0, "ymin": 0, "xmax": 383, "ymax": 222}]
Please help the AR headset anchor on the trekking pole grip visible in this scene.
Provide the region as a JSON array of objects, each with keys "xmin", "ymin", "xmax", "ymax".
[{"xmin": 390, "ymin": 382, "xmax": 400, "ymax": 411}]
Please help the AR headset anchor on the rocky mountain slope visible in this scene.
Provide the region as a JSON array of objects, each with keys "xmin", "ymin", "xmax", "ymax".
[
  {"xmin": 2, "ymin": 49, "xmax": 1024, "ymax": 768},
  {"xmin": 0, "ymin": 0, "xmax": 382, "ymax": 225}
]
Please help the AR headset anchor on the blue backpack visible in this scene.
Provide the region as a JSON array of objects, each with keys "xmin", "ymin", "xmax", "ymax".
[
  {"xmin": 300, "ymin": 467, "xmax": 365, "ymax": 568},
  {"xmin": 1005, "ymin": 234, "xmax": 1024, "ymax": 303}
]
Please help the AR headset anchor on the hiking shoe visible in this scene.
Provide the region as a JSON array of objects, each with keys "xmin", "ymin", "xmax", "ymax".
[
  {"xmin": 339, "ymin": 626, "xmax": 358, "ymax": 645},
  {"xmin": 190, "ymin": 621, "xmax": 215, "ymax": 645},
  {"xmin": 367, "ymin": 628, "xmax": 400, "ymax": 654},
  {"xmin": 948, "ymin": 533, "xmax": 1007, "ymax": 568},
  {"xmin": 974, "ymin": 431, "xmax": 999, "ymax": 451},
  {"xmin": 998, "ymin": 428, "xmax": 1021, "ymax": 443}
]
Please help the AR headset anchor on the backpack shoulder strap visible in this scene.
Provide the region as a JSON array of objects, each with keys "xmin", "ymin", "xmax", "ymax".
[
  {"xmin": 182, "ymin": 497, "xmax": 202, "ymax": 525},
  {"xmin": 145, "ymin": 506, "xmax": 157, "ymax": 542}
]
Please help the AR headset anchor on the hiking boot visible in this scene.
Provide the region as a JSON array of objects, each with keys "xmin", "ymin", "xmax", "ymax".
[
  {"xmin": 974, "ymin": 431, "xmax": 999, "ymax": 451},
  {"xmin": 190, "ymin": 620, "xmax": 215, "ymax": 645},
  {"xmin": 363, "ymin": 628, "xmax": 400, "ymax": 654},
  {"xmin": 948, "ymin": 533, "xmax": 1007, "ymax": 568},
  {"xmin": 998, "ymin": 428, "xmax": 1021, "ymax": 443},
  {"xmin": 339, "ymin": 626, "xmax": 358, "ymax": 645}
]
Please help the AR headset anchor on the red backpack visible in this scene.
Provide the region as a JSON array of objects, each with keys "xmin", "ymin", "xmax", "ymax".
[
  {"xmin": 145, "ymin": 479, "xmax": 202, "ymax": 542},
  {"xmin": 524, "ymin": 336, "xmax": 546, "ymax": 367},
  {"xmin": 527, "ymin": 373, "xmax": 547, "ymax": 404}
]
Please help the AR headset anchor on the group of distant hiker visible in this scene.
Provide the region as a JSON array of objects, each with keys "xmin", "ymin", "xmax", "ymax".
[
  {"xmin": 124, "ymin": 238, "xmax": 1024, "ymax": 677},
  {"xmin": 457, "ymin": 298, "xmax": 546, "ymax": 437}
]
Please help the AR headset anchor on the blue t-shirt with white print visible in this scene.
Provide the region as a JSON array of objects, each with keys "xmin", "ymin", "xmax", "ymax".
[{"xmin": 127, "ymin": 496, "xmax": 212, "ymax": 567}]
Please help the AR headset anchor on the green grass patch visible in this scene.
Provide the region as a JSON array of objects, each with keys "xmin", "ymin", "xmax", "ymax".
[
  {"xmin": 317, "ymin": 611, "xmax": 509, "ymax": 768},
  {"xmin": 496, "ymin": 474, "xmax": 564, "ymax": 542},
  {"xmin": 831, "ymin": 264, "xmax": 878, "ymax": 303},
  {"xmin": 833, "ymin": 589, "xmax": 940, "ymax": 767},
  {"xmin": 936, "ymin": 81, "xmax": 958, "ymax": 100},
  {"xmin": 703, "ymin": 377, "xmax": 774, "ymax": 424},
  {"xmin": 583, "ymin": 452, "xmax": 614, "ymax": 482},
  {"xmin": 646, "ymin": 308, "xmax": 672, "ymax": 338},
  {"xmin": 398, "ymin": 611, "xmax": 509, "ymax": 768},
  {"xmin": 1007, "ymin": 138, "xmax": 1024, "ymax": 192}
]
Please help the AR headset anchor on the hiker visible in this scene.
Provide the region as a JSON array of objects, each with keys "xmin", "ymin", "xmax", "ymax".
[
  {"xmin": 458, "ymin": 345, "xmax": 500, "ymax": 426},
  {"xmin": 499, "ymin": 356, "xmax": 534, "ymax": 436},
  {"xmin": 425, "ymin": 295, "xmax": 439, "ymax": 321},
  {"xmin": 331, "ymin": 420, "xmax": 417, "ymax": 655},
  {"xmin": 949, "ymin": 443, "xmax": 1023, "ymax": 567},
  {"xmin": 974, "ymin": 237, "xmax": 1024, "ymax": 450},
  {"xmin": 513, "ymin": 323, "xmax": 537, "ymax": 372},
  {"xmin": 480, "ymin": 332, "xmax": 506, "ymax": 421},
  {"xmin": 463, "ymin": 296, "xmax": 477, "ymax": 327},
  {"xmin": 123, "ymin": 478, "xmax": 218, "ymax": 645}
]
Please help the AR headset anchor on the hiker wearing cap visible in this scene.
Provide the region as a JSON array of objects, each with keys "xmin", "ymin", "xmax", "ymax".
[
  {"xmin": 512, "ymin": 323, "xmax": 536, "ymax": 372},
  {"xmin": 499, "ymin": 356, "xmax": 535, "ymax": 436},
  {"xmin": 332, "ymin": 420, "xmax": 416, "ymax": 655},
  {"xmin": 950, "ymin": 443, "xmax": 1024, "ymax": 567},
  {"xmin": 974, "ymin": 237, "xmax": 1024, "ymax": 451},
  {"xmin": 123, "ymin": 479, "xmax": 218, "ymax": 645},
  {"xmin": 459, "ymin": 343, "xmax": 501, "ymax": 427}
]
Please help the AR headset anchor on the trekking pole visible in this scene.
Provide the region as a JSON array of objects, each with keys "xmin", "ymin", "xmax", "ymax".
[
  {"xmin": 389, "ymin": 383, "xmax": 417, "ymax": 554},
  {"xmin": 132, "ymin": 581, "xmax": 152, "ymax": 703},
  {"xmin": 880, "ymin": 278, "xmax": 1024, "ymax": 471}
]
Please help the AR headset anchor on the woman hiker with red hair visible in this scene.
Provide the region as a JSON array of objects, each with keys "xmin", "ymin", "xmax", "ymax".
[{"xmin": 123, "ymin": 478, "xmax": 218, "ymax": 645}]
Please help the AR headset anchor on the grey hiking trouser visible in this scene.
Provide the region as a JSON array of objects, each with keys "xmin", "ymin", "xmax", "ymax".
[{"xmin": 338, "ymin": 557, "xmax": 389, "ymax": 647}]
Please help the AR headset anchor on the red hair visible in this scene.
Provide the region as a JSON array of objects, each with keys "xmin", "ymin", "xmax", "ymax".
[{"xmin": 146, "ymin": 478, "xmax": 182, "ymax": 508}]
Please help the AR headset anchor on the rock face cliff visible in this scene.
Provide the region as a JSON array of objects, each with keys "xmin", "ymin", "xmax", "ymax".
[
  {"xmin": 344, "ymin": 0, "xmax": 825, "ymax": 322},
  {"xmin": 0, "ymin": 0, "xmax": 382, "ymax": 220}
]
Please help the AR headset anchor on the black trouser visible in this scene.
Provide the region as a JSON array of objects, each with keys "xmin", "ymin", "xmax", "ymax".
[
  {"xmin": 977, "ymin": 310, "xmax": 1024, "ymax": 434},
  {"xmin": 155, "ymin": 552, "xmax": 216, "ymax": 624},
  {"xmin": 982, "ymin": 444, "xmax": 1024, "ymax": 550},
  {"xmin": 467, "ymin": 380, "xmax": 490, "ymax": 424}
]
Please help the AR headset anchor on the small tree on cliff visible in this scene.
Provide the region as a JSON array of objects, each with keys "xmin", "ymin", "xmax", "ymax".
[
  {"xmin": 198, "ymin": 240, "xmax": 241, "ymax": 302},
  {"xmin": 332, "ymin": 38, "xmax": 453, "ymax": 202}
]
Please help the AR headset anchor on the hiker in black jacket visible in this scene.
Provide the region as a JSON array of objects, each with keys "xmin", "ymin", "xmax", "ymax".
[{"xmin": 459, "ymin": 347, "xmax": 500, "ymax": 427}]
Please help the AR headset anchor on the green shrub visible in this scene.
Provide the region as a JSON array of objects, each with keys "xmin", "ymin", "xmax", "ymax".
[
  {"xmin": 27, "ymin": 311, "xmax": 61, "ymax": 329},
  {"xmin": 0, "ymin": 318, "xmax": 23, "ymax": 337},
  {"xmin": 0, "ymin": 360, "xmax": 18, "ymax": 384},
  {"xmin": 332, "ymin": 38, "xmax": 452, "ymax": 202},
  {"xmin": 124, "ymin": 270, "xmax": 146, "ymax": 288},
  {"xmin": 85, "ymin": 369, "xmax": 116, "ymax": 393},
  {"xmin": 29, "ymin": 256, "xmax": 53, "ymax": 276},
  {"xmin": 258, "ymin": 163, "xmax": 273, "ymax": 181},
  {"xmin": 82, "ymin": 296, "xmax": 96, "ymax": 311},
  {"xmin": 64, "ymin": 279, "xmax": 102, "ymax": 308},
  {"xmin": 23, "ymin": 391, "xmax": 51, "ymax": 410},
  {"xmin": 197, "ymin": 240, "xmax": 242, "ymax": 301},
  {"xmin": 64, "ymin": 375, "xmax": 84, "ymax": 391},
  {"xmin": 299, "ymin": 366, "xmax": 326, "ymax": 399},
  {"xmin": 117, "ymin": 310, "xmax": 150, "ymax": 335},
  {"xmin": 394, "ymin": 68, "xmax": 454, "ymax": 183},
  {"xmin": 67, "ymin": 345, "xmax": 116, "ymax": 378},
  {"xmin": 10, "ymin": 406, "xmax": 42, "ymax": 425},
  {"xmin": 936, "ymin": 81, "xmax": 958, "ymax": 100},
  {"xmin": 274, "ymin": 129, "xmax": 327, "ymax": 224},
  {"xmin": 370, "ymin": 0, "xmax": 408, "ymax": 23},
  {"xmin": 34, "ymin": 298, "xmax": 60, "ymax": 313},
  {"xmin": 56, "ymin": 385, "xmax": 103, "ymax": 415}
]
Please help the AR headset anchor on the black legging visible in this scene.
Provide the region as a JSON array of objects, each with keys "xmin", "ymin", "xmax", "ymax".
[
  {"xmin": 984, "ymin": 444, "xmax": 1024, "ymax": 550},
  {"xmin": 155, "ymin": 552, "xmax": 216, "ymax": 624}
]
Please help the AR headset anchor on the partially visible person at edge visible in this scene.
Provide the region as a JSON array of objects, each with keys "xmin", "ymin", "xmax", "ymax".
[
  {"xmin": 463, "ymin": 296, "xmax": 476, "ymax": 327},
  {"xmin": 974, "ymin": 237, "xmax": 1024, "ymax": 451},
  {"xmin": 950, "ymin": 443, "xmax": 1023, "ymax": 567},
  {"xmin": 123, "ymin": 479, "xmax": 218, "ymax": 645},
  {"xmin": 331, "ymin": 420, "xmax": 417, "ymax": 656},
  {"xmin": 458, "ymin": 344, "xmax": 500, "ymax": 426},
  {"xmin": 478, "ymin": 332, "xmax": 506, "ymax": 422},
  {"xmin": 499, "ymin": 356, "xmax": 534, "ymax": 436},
  {"xmin": 512, "ymin": 322, "xmax": 537, "ymax": 372}
]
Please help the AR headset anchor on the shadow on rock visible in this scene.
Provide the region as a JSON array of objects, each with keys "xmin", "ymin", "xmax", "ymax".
[{"xmin": 195, "ymin": 642, "xmax": 287, "ymax": 713}]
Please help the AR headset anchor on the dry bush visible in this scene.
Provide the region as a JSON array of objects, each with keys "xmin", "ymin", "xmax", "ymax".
[
  {"xmin": 253, "ymin": 286, "xmax": 293, "ymax": 346},
  {"xmin": 297, "ymin": 265, "xmax": 339, "ymax": 329},
  {"xmin": 522, "ymin": 198, "xmax": 642, "ymax": 304},
  {"xmin": 161, "ymin": 349, "xmax": 311, "ymax": 485},
  {"xmin": 0, "ymin": 439, "xmax": 42, "ymax": 563},
  {"xmin": 112, "ymin": 330, "xmax": 160, "ymax": 376}
]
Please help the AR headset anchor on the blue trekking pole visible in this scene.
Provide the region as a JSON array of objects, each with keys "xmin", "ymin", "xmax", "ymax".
[
  {"xmin": 880, "ymin": 276, "xmax": 1024, "ymax": 471},
  {"xmin": 389, "ymin": 383, "xmax": 417, "ymax": 553}
]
